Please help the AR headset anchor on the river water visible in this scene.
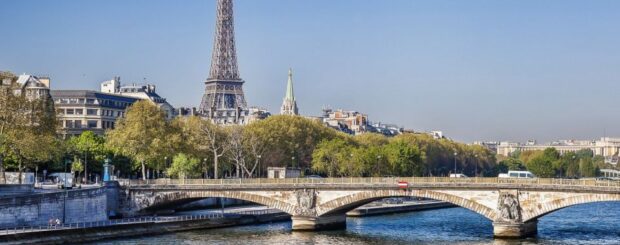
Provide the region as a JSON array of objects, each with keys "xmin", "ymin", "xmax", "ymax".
[{"xmin": 95, "ymin": 202, "xmax": 620, "ymax": 244}]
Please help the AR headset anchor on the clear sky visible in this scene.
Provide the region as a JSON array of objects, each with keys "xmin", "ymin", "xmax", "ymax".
[{"xmin": 2, "ymin": 0, "xmax": 619, "ymax": 143}]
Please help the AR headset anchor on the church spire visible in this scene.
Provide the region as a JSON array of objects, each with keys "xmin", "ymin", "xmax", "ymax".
[
  {"xmin": 280, "ymin": 68, "xmax": 299, "ymax": 115},
  {"xmin": 285, "ymin": 68, "xmax": 294, "ymax": 100}
]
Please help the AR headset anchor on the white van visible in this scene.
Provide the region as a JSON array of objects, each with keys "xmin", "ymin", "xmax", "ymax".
[
  {"xmin": 498, "ymin": 171, "xmax": 535, "ymax": 179},
  {"xmin": 449, "ymin": 173, "xmax": 468, "ymax": 178}
]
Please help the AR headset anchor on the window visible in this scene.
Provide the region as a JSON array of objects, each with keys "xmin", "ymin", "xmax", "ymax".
[
  {"xmin": 65, "ymin": 120, "xmax": 74, "ymax": 128},
  {"xmin": 74, "ymin": 120, "xmax": 82, "ymax": 128},
  {"xmin": 86, "ymin": 99, "xmax": 95, "ymax": 104},
  {"xmin": 519, "ymin": 173, "xmax": 526, "ymax": 178},
  {"xmin": 509, "ymin": 173, "xmax": 518, "ymax": 177},
  {"xmin": 87, "ymin": 109, "xmax": 98, "ymax": 115},
  {"xmin": 75, "ymin": 109, "xmax": 83, "ymax": 115},
  {"xmin": 66, "ymin": 109, "xmax": 74, "ymax": 115},
  {"xmin": 87, "ymin": 120, "xmax": 98, "ymax": 128}
]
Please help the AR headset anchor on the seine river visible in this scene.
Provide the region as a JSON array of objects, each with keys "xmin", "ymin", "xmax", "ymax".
[{"xmin": 95, "ymin": 202, "xmax": 619, "ymax": 244}]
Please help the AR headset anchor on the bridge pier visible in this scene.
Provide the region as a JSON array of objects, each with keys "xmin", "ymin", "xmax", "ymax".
[
  {"xmin": 291, "ymin": 215, "xmax": 346, "ymax": 231},
  {"xmin": 493, "ymin": 220, "xmax": 538, "ymax": 238}
]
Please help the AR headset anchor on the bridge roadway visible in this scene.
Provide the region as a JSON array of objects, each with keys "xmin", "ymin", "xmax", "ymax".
[{"xmin": 118, "ymin": 177, "xmax": 620, "ymax": 238}]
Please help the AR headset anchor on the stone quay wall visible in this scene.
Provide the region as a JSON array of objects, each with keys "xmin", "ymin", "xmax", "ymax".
[
  {"xmin": 0, "ymin": 187, "xmax": 108, "ymax": 228},
  {"xmin": 0, "ymin": 185, "xmax": 33, "ymax": 197}
]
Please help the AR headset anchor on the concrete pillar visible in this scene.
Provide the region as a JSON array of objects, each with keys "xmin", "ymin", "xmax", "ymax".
[
  {"xmin": 291, "ymin": 214, "xmax": 346, "ymax": 231},
  {"xmin": 493, "ymin": 220, "xmax": 538, "ymax": 238}
]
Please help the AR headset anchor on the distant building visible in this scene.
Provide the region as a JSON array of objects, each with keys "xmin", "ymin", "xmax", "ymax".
[
  {"xmin": 473, "ymin": 141, "xmax": 499, "ymax": 153},
  {"xmin": 247, "ymin": 107, "xmax": 271, "ymax": 123},
  {"xmin": 496, "ymin": 137, "xmax": 620, "ymax": 160},
  {"xmin": 267, "ymin": 167, "xmax": 301, "ymax": 179},
  {"xmin": 280, "ymin": 69, "xmax": 299, "ymax": 116},
  {"xmin": 51, "ymin": 90, "xmax": 139, "ymax": 137},
  {"xmin": 430, "ymin": 131, "xmax": 444, "ymax": 140},
  {"xmin": 100, "ymin": 77, "xmax": 176, "ymax": 120},
  {"xmin": 369, "ymin": 123, "xmax": 403, "ymax": 136},
  {"xmin": 321, "ymin": 108, "xmax": 369, "ymax": 135},
  {"xmin": 14, "ymin": 74, "xmax": 51, "ymax": 101}
]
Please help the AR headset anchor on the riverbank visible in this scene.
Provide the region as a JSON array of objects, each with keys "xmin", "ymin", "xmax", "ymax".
[
  {"xmin": 0, "ymin": 201, "xmax": 455, "ymax": 244},
  {"xmin": 0, "ymin": 211, "xmax": 290, "ymax": 245},
  {"xmin": 346, "ymin": 200, "xmax": 457, "ymax": 217}
]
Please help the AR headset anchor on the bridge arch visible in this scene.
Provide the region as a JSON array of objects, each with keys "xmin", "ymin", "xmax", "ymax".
[
  {"xmin": 130, "ymin": 190, "xmax": 298, "ymax": 215},
  {"xmin": 316, "ymin": 189, "xmax": 497, "ymax": 221},
  {"xmin": 522, "ymin": 193, "xmax": 620, "ymax": 222}
]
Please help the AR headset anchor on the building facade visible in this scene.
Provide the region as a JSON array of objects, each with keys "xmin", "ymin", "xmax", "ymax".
[
  {"xmin": 280, "ymin": 69, "xmax": 298, "ymax": 115},
  {"xmin": 100, "ymin": 77, "xmax": 176, "ymax": 120},
  {"xmin": 496, "ymin": 137, "xmax": 620, "ymax": 162},
  {"xmin": 51, "ymin": 90, "xmax": 139, "ymax": 137}
]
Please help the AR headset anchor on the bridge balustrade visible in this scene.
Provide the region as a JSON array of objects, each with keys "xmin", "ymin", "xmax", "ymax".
[{"xmin": 117, "ymin": 177, "xmax": 620, "ymax": 188}]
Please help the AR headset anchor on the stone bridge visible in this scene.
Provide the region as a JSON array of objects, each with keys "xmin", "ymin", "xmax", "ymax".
[{"xmin": 118, "ymin": 177, "xmax": 620, "ymax": 238}]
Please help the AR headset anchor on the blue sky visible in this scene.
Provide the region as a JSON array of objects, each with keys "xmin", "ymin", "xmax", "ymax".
[{"xmin": 2, "ymin": 0, "xmax": 619, "ymax": 142}]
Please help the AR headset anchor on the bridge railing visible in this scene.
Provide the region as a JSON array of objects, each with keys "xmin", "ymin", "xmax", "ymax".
[
  {"xmin": 117, "ymin": 177, "xmax": 620, "ymax": 188},
  {"xmin": 0, "ymin": 213, "xmax": 225, "ymax": 236}
]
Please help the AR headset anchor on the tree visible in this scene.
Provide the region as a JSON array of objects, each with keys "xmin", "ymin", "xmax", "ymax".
[
  {"xmin": 67, "ymin": 131, "xmax": 106, "ymax": 183},
  {"xmin": 71, "ymin": 158, "xmax": 84, "ymax": 184},
  {"xmin": 499, "ymin": 158, "xmax": 525, "ymax": 171},
  {"xmin": 526, "ymin": 155, "xmax": 555, "ymax": 178},
  {"xmin": 0, "ymin": 72, "xmax": 59, "ymax": 183},
  {"xmin": 311, "ymin": 138, "xmax": 352, "ymax": 177},
  {"xmin": 106, "ymin": 100, "xmax": 171, "ymax": 180},
  {"xmin": 179, "ymin": 116, "xmax": 229, "ymax": 179},
  {"xmin": 384, "ymin": 139, "xmax": 424, "ymax": 176},
  {"xmin": 167, "ymin": 153, "xmax": 201, "ymax": 179},
  {"xmin": 579, "ymin": 158, "xmax": 598, "ymax": 177},
  {"xmin": 244, "ymin": 115, "xmax": 341, "ymax": 171}
]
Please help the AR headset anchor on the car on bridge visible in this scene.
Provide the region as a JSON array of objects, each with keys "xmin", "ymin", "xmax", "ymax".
[{"xmin": 498, "ymin": 170, "xmax": 535, "ymax": 179}]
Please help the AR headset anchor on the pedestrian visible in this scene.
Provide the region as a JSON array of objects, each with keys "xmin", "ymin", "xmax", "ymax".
[
  {"xmin": 48, "ymin": 218, "xmax": 54, "ymax": 228},
  {"xmin": 55, "ymin": 218, "xmax": 61, "ymax": 227}
]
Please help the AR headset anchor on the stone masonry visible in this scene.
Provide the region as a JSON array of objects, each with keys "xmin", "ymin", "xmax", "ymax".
[
  {"xmin": 0, "ymin": 187, "xmax": 108, "ymax": 228},
  {"xmin": 122, "ymin": 181, "xmax": 620, "ymax": 238}
]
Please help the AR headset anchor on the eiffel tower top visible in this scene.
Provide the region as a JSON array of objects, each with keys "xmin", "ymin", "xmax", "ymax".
[{"xmin": 207, "ymin": 0, "xmax": 241, "ymax": 82}]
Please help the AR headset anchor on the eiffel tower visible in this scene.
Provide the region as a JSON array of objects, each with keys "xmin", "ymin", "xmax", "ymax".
[{"xmin": 199, "ymin": 0, "xmax": 248, "ymax": 124}]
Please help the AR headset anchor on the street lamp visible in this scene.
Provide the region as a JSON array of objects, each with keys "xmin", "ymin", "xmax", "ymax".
[
  {"xmin": 63, "ymin": 157, "xmax": 72, "ymax": 224},
  {"xmin": 453, "ymin": 152, "xmax": 458, "ymax": 175},
  {"xmin": 257, "ymin": 155, "xmax": 262, "ymax": 178},
  {"xmin": 474, "ymin": 154, "xmax": 478, "ymax": 177},
  {"xmin": 292, "ymin": 156, "xmax": 296, "ymax": 168},
  {"xmin": 203, "ymin": 158, "xmax": 208, "ymax": 179}
]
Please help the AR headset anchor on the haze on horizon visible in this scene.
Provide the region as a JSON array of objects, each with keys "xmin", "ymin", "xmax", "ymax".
[{"xmin": 1, "ymin": 0, "xmax": 619, "ymax": 143}]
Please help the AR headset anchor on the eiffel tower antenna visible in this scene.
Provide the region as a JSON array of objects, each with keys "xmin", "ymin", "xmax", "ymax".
[{"xmin": 199, "ymin": 0, "xmax": 248, "ymax": 124}]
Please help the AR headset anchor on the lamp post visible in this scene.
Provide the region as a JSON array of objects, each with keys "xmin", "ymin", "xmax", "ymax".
[
  {"xmin": 453, "ymin": 152, "xmax": 457, "ymax": 175},
  {"xmin": 203, "ymin": 158, "xmax": 208, "ymax": 179},
  {"xmin": 63, "ymin": 158, "xmax": 72, "ymax": 224},
  {"xmin": 292, "ymin": 156, "xmax": 296, "ymax": 168},
  {"xmin": 377, "ymin": 155, "xmax": 382, "ymax": 175},
  {"xmin": 257, "ymin": 155, "xmax": 262, "ymax": 178},
  {"xmin": 474, "ymin": 154, "xmax": 478, "ymax": 177}
]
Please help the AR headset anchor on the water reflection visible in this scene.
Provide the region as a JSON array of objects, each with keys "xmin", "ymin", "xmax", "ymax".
[{"xmin": 94, "ymin": 202, "xmax": 620, "ymax": 245}]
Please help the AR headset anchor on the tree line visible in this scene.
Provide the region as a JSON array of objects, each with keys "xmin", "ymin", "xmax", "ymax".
[{"xmin": 497, "ymin": 148, "xmax": 610, "ymax": 178}]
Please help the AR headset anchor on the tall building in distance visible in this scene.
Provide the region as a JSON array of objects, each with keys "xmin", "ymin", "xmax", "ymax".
[
  {"xmin": 199, "ymin": 0, "xmax": 248, "ymax": 124},
  {"xmin": 280, "ymin": 68, "xmax": 299, "ymax": 115}
]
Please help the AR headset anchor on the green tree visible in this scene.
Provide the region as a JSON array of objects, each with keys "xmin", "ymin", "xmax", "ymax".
[
  {"xmin": 579, "ymin": 158, "xmax": 598, "ymax": 177},
  {"xmin": 499, "ymin": 158, "xmax": 526, "ymax": 171},
  {"xmin": 178, "ymin": 116, "xmax": 229, "ymax": 179},
  {"xmin": 71, "ymin": 158, "xmax": 84, "ymax": 184},
  {"xmin": 245, "ymin": 115, "xmax": 342, "ymax": 171},
  {"xmin": 67, "ymin": 131, "xmax": 106, "ymax": 183},
  {"xmin": 311, "ymin": 138, "xmax": 353, "ymax": 177},
  {"xmin": 0, "ymin": 72, "xmax": 59, "ymax": 183},
  {"xmin": 167, "ymin": 153, "xmax": 201, "ymax": 179},
  {"xmin": 106, "ymin": 100, "xmax": 172, "ymax": 180},
  {"xmin": 526, "ymin": 155, "xmax": 555, "ymax": 177},
  {"xmin": 384, "ymin": 139, "xmax": 424, "ymax": 176}
]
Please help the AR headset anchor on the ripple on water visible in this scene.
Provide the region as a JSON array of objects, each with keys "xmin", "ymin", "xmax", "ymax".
[{"xmin": 92, "ymin": 202, "xmax": 620, "ymax": 245}]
